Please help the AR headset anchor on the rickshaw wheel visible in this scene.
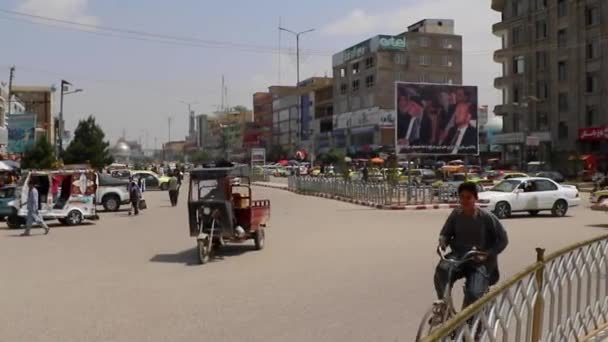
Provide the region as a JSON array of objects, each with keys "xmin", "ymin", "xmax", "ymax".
[
  {"xmin": 197, "ymin": 239, "xmax": 210, "ymax": 264},
  {"xmin": 6, "ymin": 214, "xmax": 23, "ymax": 229},
  {"xmin": 66, "ymin": 210, "xmax": 83, "ymax": 226},
  {"xmin": 254, "ymin": 229, "xmax": 266, "ymax": 250}
]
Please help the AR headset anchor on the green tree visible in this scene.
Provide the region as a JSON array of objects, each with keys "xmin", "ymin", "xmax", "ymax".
[
  {"xmin": 232, "ymin": 105, "xmax": 249, "ymax": 113},
  {"xmin": 63, "ymin": 115, "xmax": 114, "ymax": 169},
  {"xmin": 188, "ymin": 150, "xmax": 210, "ymax": 165},
  {"xmin": 21, "ymin": 137, "xmax": 57, "ymax": 170}
]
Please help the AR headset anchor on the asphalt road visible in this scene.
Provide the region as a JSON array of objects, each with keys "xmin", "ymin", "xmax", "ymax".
[{"xmin": 1, "ymin": 187, "xmax": 606, "ymax": 342}]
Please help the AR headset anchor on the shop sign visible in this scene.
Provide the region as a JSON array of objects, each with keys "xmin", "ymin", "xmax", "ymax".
[
  {"xmin": 526, "ymin": 136, "xmax": 540, "ymax": 147},
  {"xmin": 378, "ymin": 35, "xmax": 406, "ymax": 50},
  {"xmin": 333, "ymin": 108, "xmax": 395, "ymax": 130},
  {"xmin": 579, "ymin": 126, "xmax": 608, "ymax": 141},
  {"xmin": 493, "ymin": 132, "xmax": 524, "ymax": 145}
]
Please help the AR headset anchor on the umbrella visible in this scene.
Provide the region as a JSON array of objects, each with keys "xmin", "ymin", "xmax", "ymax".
[
  {"xmin": 371, "ymin": 157, "xmax": 385, "ymax": 164},
  {"xmin": 0, "ymin": 160, "xmax": 19, "ymax": 169},
  {"xmin": 277, "ymin": 160, "xmax": 289, "ymax": 166}
]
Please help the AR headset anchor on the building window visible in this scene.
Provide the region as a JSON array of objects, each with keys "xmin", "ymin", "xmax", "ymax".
[
  {"xmin": 420, "ymin": 37, "xmax": 430, "ymax": 47},
  {"xmin": 419, "ymin": 73, "xmax": 429, "ymax": 83},
  {"xmin": 586, "ymin": 73, "xmax": 598, "ymax": 93},
  {"xmin": 365, "ymin": 57, "xmax": 374, "ymax": 69},
  {"xmin": 512, "ymin": 26, "xmax": 523, "ymax": 46},
  {"xmin": 558, "ymin": 93, "xmax": 568, "ymax": 112},
  {"xmin": 558, "ymin": 29, "xmax": 567, "ymax": 47},
  {"xmin": 513, "ymin": 56, "xmax": 525, "ymax": 74},
  {"xmin": 419, "ymin": 55, "xmax": 431, "ymax": 66},
  {"xmin": 512, "ymin": 0, "xmax": 524, "ymax": 17},
  {"xmin": 442, "ymin": 39, "xmax": 453, "ymax": 49},
  {"xmin": 512, "ymin": 113, "xmax": 520, "ymax": 132},
  {"xmin": 536, "ymin": 51, "xmax": 547, "ymax": 71},
  {"xmin": 340, "ymin": 83, "xmax": 347, "ymax": 94},
  {"xmin": 394, "ymin": 53, "xmax": 406, "ymax": 65},
  {"xmin": 340, "ymin": 68, "xmax": 346, "ymax": 78},
  {"xmin": 535, "ymin": 19, "xmax": 547, "ymax": 40},
  {"xmin": 365, "ymin": 75, "xmax": 375, "ymax": 88},
  {"xmin": 586, "ymin": 106, "xmax": 597, "ymax": 126},
  {"xmin": 587, "ymin": 38, "xmax": 599, "ymax": 59},
  {"xmin": 352, "ymin": 79, "xmax": 360, "ymax": 91},
  {"xmin": 586, "ymin": 6, "xmax": 599, "ymax": 26},
  {"xmin": 513, "ymin": 86, "xmax": 520, "ymax": 103},
  {"xmin": 535, "ymin": 0, "xmax": 546, "ymax": 10},
  {"xmin": 394, "ymin": 71, "xmax": 402, "ymax": 81},
  {"xmin": 352, "ymin": 62, "xmax": 360, "ymax": 75},
  {"xmin": 558, "ymin": 121, "xmax": 568, "ymax": 140},
  {"xmin": 537, "ymin": 81, "xmax": 548, "ymax": 99},
  {"xmin": 441, "ymin": 56, "xmax": 453, "ymax": 67},
  {"xmin": 537, "ymin": 112, "xmax": 549, "ymax": 131},
  {"xmin": 557, "ymin": 0, "xmax": 567, "ymax": 17},
  {"xmin": 558, "ymin": 61, "xmax": 567, "ymax": 81}
]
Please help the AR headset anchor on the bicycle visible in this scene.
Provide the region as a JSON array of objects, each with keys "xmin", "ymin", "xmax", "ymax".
[{"xmin": 415, "ymin": 247, "xmax": 487, "ymax": 341}]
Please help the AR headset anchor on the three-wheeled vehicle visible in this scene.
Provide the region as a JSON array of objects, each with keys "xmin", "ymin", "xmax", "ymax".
[
  {"xmin": 188, "ymin": 167, "xmax": 270, "ymax": 264},
  {"xmin": 6, "ymin": 169, "xmax": 99, "ymax": 228}
]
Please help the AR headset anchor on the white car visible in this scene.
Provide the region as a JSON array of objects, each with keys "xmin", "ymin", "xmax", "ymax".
[{"xmin": 477, "ymin": 177, "xmax": 580, "ymax": 219}]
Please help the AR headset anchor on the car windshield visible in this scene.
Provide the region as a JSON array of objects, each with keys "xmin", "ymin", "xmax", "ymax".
[
  {"xmin": 491, "ymin": 180, "xmax": 521, "ymax": 192},
  {"xmin": 0, "ymin": 187, "xmax": 15, "ymax": 199}
]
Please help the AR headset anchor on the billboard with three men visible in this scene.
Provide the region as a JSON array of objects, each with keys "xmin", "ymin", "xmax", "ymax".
[{"xmin": 396, "ymin": 82, "xmax": 479, "ymax": 155}]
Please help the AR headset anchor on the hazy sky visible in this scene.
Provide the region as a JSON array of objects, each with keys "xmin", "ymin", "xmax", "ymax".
[{"xmin": 0, "ymin": 0, "xmax": 501, "ymax": 146}]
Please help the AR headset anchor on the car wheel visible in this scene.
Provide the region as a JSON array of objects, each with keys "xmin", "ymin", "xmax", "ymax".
[
  {"xmin": 254, "ymin": 229, "xmax": 265, "ymax": 250},
  {"xmin": 551, "ymin": 200, "xmax": 568, "ymax": 217},
  {"xmin": 6, "ymin": 214, "xmax": 23, "ymax": 229},
  {"xmin": 160, "ymin": 183, "xmax": 169, "ymax": 191},
  {"xmin": 102, "ymin": 194, "xmax": 120, "ymax": 212},
  {"xmin": 66, "ymin": 210, "xmax": 83, "ymax": 226},
  {"xmin": 494, "ymin": 202, "xmax": 511, "ymax": 219},
  {"xmin": 529, "ymin": 210, "xmax": 540, "ymax": 217}
]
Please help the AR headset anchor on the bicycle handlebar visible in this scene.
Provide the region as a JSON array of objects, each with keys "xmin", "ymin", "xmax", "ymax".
[{"xmin": 437, "ymin": 246, "xmax": 488, "ymax": 265}]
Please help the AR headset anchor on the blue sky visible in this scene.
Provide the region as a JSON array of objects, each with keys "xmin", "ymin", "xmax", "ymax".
[{"xmin": 1, "ymin": 0, "xmax": 501, "ymax": 145}]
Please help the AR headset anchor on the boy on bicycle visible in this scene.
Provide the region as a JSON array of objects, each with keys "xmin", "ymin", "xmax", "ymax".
[{"xmin": 434, "ymin": 182, "xmax": 509, "ymax": 308}]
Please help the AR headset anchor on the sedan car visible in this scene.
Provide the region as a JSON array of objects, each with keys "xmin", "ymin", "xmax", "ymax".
[{"xmin": 477, "ymin": 177, "xmax": 580, "ymax": 219}]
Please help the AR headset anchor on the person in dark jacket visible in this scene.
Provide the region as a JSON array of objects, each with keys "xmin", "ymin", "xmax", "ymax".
[{"xmin": 434, "ymin": 182, "xmax": 508, "ymax": 308}]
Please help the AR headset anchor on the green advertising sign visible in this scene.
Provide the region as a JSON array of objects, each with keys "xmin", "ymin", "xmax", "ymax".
[{"xmin": 378, "ymin": 35, "xmax": 406, "ymax": 50}]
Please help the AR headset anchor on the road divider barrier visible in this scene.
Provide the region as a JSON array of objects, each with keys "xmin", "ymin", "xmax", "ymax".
[
  {"xmin": 420, "ymin": 234, "xmax": 608, "ymax": 342},
  {"xmin": 287, "ymin": 176, "xmax": 459, "ymax": 208}
]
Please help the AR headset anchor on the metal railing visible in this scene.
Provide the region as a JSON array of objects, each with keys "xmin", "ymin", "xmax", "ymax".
[
  {"xmin": 288, "ymin": 176, "xmax": 459, "ymax": 206},
  {"xmin": 420, "ymin": 234, "xmax": 608, "ymax": 342}
]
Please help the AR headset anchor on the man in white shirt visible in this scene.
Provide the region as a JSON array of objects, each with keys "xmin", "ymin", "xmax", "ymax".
[{"xmin": 443, "ymin": 103, "xmax": 478, "ymax": 154}]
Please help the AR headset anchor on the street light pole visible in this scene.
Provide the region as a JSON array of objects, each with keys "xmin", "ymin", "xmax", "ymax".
[
  {"xmin": 57, "ymin": 80, "xmax": 83, "ymax": 155},
  {"xmin": 279, "ymin": 27, "xmax": 315, "ymax": 86}
]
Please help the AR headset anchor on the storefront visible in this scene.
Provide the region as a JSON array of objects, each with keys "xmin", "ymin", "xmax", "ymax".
[
  {"xmin": 578, "ymin": 126, "xmax": 608, "ymax": 154},
  {"xmin": 494, "ymin": 132, "xmax": 551, "ymax": 168}
]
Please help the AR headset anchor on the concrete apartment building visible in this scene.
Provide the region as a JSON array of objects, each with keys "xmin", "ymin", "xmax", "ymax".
[
  {"xmin": 252, "ymin": 92, "xmax": 273, "ymax": 149},
  {"xmin": 331, "ymin": 19, "xmax": 463, "ymax": 153},
  {"xmin": 492, "ymin": 0, "xmax": 608, "ymax": 165}
]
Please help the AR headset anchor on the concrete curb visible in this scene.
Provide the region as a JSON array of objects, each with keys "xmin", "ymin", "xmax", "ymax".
[{"xmin": 253, "ymin": 182, "xmax": 459, "ymax": 211}]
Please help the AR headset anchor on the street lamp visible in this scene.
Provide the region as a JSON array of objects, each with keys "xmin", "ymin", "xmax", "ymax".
[
  {"xmin": 279, "ymin": 26, "xmax": 315, "ymax": 86},
  {"xmin": 58, "ymin": 80, "xmax": 83, "ymax": 155}
]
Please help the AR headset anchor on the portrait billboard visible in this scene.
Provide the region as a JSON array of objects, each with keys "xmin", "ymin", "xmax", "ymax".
[
  {"xmin": 395, "ymin": 83, "xmax": 478, "ymax": 155},
  {"xmin": 7, "ymin": 113, "xmax": 37, "ymax": 153}
]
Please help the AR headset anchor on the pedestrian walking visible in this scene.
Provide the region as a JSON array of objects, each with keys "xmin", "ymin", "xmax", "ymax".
[
  {"xmin": 21, "ymin": 179, "xmax": 49, "ymax": 236},
  {"xmin": 128, "ymin": 178, "xmax": 141, "ymax": 216},
  {"xmin": 168, "ymin": 171, "xmax": 179, "ymax": 207}
]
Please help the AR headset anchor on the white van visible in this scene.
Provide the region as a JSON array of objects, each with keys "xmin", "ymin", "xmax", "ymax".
[{"xmin": 6, "ymin": 169, "xmax": 99, "ymax": 228}]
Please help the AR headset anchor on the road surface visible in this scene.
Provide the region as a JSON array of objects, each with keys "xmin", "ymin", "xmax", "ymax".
[{"xmin": 0, "ymin": 186, "xmax": 606, "ymax": 341}]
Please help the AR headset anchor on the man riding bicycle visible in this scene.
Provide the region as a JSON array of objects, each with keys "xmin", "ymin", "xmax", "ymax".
[{"xmin": 435, "ymin": 182, "xmax": 509, "ymax": 308}]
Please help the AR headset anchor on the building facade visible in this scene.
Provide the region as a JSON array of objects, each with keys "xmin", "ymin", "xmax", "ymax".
[
  {"xmin": 492, "ymin": 0, "xmax": 608, "ymax": 165},
  {"xmin": 10, "ymin": 86, "xmax": 56, "ymax": 145},
  {"xmin": 331, "ymin": 19, "xmax": 463, "ymax": 154},
  {"xmin": 253, "ymin": 92, "xmax": 273, "ymax": 149},
  {"xmin": 0, "ymin": 84, "xmax": 25, "ymax": 151}
]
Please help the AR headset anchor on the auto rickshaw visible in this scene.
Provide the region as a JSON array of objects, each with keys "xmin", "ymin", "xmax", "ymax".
[{"xmin": 187, "ymin": 167, "xmax": 270, "ymax": 264}]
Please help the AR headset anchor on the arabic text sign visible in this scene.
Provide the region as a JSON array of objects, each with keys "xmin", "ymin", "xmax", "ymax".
[{"xmin": 579, "ymin": 127, "xmax": 608, "ymax": 141}]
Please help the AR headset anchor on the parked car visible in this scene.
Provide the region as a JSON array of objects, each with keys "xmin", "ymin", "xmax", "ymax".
[
  {"xmin": 0, "ymin": 185, "xmax": 17, "ymax": 220},
  {"xmin": 535, "ymin": 171, "xmax": 565, "ymax": 183},
  {"xmin": 477, "ymin": 177, "xmax": 580, "ymax": 219},
  {"xmin": 97, "ymin": 173, "xmax": 130, "ymax": 211},
  {"xmin": 131, "ymin": 170, "xmax": 171, "ymax": 190}
]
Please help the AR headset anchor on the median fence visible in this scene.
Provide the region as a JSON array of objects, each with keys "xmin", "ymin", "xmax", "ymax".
[
  {"xmin": 287, "ymin": 177, "xmax": 459, "ymax": 206},
  {"xmin": 420, "ymin": 234, "xmax": 608, "ymax": 342}
]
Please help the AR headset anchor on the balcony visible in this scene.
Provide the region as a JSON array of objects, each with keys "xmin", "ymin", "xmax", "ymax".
[
  {"xmin": 493, "ymin": 48, "xmax": 510, "ymax": 62},
  {"xmin": 494, "ymin": 76, "xmax": 511, "ymax": 89},
  {"xmin": 492, "ymin": 21, "xmax": 509, "ymax": 35},
  {"xmin": 493, "ymin": 104, "xmax": 513, "ymax": 116}
]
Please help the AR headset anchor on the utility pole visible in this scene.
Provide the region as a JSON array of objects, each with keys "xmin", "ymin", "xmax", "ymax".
[
  {"xmin": 6, "ymin": 66, "xmax": 15, "ymax": 118},
  {"xmin": 58, "ymin": 80, "xmax": 71, "ymax": 155},
  {"xmin": 279, "ymin": 27, "xmax": 315, "ymax": 86}
]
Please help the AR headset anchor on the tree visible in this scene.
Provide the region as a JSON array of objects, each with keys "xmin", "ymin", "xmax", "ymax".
[
  {"xmin": 232, "ymin": 105, "xmax": 249, "ymax": 113},
  {"xmin": 63, "ymin": 115, "xmax": 114, "ymax": 169},
  {"xmin": 188, "ymin": 150, "xmax": 210, "ymax": 165},
  {"xmin": 21, "ymin": 137, "xmax": 57, "ymax": 170}
]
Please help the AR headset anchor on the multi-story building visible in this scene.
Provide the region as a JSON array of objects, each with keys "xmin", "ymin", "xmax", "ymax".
[
  {"xmin": 312, "ymin": 84, "xmax": 334, "ymax": 155},
  {"xmin": 10, "ymin": 86, "xmax": 56, "ymax": 145},
  {"xmin": 0, "ymin": 84, "xmax": 25, "ymax": 151},
  {"xmin": 252, "ymin": 92, "xmax": 273, "ymax": 149},
  {"xmin": 201, "ymin": 109, "xmax": 253, "ymax": 160},
  {"xmin": 196, "ymin": 114, "xmax": 209, "ymax": 148},
  {"xmin": 332, "ymin": 19, "xmax": 463, "ymax": 153},
  {"xmin": 269, "ymin": 77, "xmax": 333, "ymax": 156},
  {"xmin": 492, "ymin": 0, "xmax": 607, "ymax": 166}
]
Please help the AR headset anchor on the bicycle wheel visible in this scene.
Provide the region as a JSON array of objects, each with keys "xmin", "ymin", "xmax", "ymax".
[
  {"xmin": 415, "ymin": 305, "xmax": 438, "ymax": 341},
  {"xmin": 415, "ymin": 301, "xmax": 449, "ymax": 341}
]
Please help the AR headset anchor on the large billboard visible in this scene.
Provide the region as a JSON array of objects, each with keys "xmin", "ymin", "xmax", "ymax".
[
  {"xmin": 7, "ymin": 113, "xmax": 37, "ymax": 153},
  {"xmin": 396, "ymin": 83, "xmax": 479, "ymax": 155}
]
